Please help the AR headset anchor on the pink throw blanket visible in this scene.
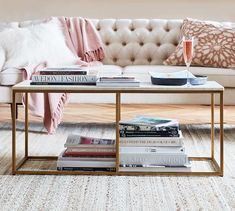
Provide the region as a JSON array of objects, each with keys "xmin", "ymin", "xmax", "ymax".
[{"xmin": 25, "ymin": 17, "xmax": 104, "ymax": 134}]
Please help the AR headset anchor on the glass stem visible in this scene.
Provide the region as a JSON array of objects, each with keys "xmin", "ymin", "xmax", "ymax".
[{"xmin": 186, "ymin": 63, "xmax": 190, "ymax": 86}]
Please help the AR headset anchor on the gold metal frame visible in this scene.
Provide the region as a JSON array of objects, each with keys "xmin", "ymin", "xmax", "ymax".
[{"xmin": 12, "ymin": 86, "xmax": 224, "ymax": 176}]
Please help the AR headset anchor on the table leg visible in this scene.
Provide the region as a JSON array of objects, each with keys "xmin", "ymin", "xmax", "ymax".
[
  {"xmin": 211, "ymin": 93, "xmax": 215, "ymax": 159},
  {"xmin": 25, "ymin": 92, "xmax": 29, "ymax": 158},
  {"xmin": 12, "ymin": 91, "xmax": 16, "ymax": 175},
  {"xmin": 220, "ymin": 91, "xmax": 224, "ymax": 176},
  {"xmin": 116, "ymin": 93, "xmax": 121, "ymax": 172}
]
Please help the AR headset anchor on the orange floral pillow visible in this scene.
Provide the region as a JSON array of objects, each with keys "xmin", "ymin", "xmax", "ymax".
[{"xmin": 164, "ymin": 18, "xmax": 235, "ymax": 68}]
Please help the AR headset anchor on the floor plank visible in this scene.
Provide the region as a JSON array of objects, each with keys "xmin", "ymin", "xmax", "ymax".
[{"xmin": 0, "ymin": 103, "xmax": 235, "ymax": 124}]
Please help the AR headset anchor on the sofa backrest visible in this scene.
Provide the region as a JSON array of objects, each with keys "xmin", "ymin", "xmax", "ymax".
[{"xmin": 91, "ymin": 19, "xmax": 183, "ymax": 67}]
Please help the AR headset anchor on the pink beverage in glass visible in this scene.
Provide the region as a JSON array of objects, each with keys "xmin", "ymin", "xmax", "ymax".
[
  {"xmin": 183, "ymin": 36, "xmax": 194, "ymax": 86},
  {"xmin": 183, "ymin": 40, "xmax": 193, "ymax": 64}
]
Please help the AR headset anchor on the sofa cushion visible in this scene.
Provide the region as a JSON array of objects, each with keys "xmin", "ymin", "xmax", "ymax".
[
  {"xmin": 164, "ymin": 18, "xmax": 235, "ymax": 68},
  {"xmin": 92, "ymin": 65, "xmax": 123, "ymax": 76},
  {"xmin": 123, "ymin": 65, "xmax": 235, "ymax": 87},
  {"xmin": 91, "ymin": 19, "xmax": 182, "ymax": 67},
  {"xmin": 0, "ymin": 68, "xmax": 23, "ymax": 86}
]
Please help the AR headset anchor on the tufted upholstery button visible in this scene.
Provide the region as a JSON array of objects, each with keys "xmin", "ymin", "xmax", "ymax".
[
  {"xmin": 174, "ymin": 42, "xmax": 178, "ymax": 46},
  {"xmin": 90, "ymin": 19, "xmax": 183, "ymax": 66},
  {"xmin": 130, "ymin": 27, "xmax": 135, "ymax": 31},
  {"xmin": 130, "ymin": 57, "xmax": 135, "ymax": 62},
  {"xmin": 165, "ymin": 28, "xmax": 170, "ymax": 32}
]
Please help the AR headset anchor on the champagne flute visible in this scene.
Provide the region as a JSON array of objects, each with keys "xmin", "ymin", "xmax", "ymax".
[{"xmin": 183, "ymin": 36, "xmax": 194, "ymax": 86}]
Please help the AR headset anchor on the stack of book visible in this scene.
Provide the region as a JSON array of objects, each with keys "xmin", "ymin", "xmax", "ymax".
[
  {"xmin": 119, "ymin": 116, "xmax": 191, "ymax": 172},
  {"xmin": 57, "ymin": 134, "xmax": 116, "ymax": 171},
  {"xmin": 31, "ymin": 66, "xmax": 97, "ymax": 85},
  {"xmin": 96, "ymin": 76, "xmax": 140, "ymax": 87}
]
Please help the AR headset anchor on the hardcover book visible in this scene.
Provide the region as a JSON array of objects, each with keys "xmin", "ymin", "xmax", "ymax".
[
  {"xmin": 96, "ymin": 79, "xmax": 140, "ymax": 87},
  {"xmin": 119, "ymin": 131, "xmax": 183, "ymax": 146},
  {"xmin": 64, "ymin": 134, "xmax": 115, "ymax": 148},
  {"xmin": 119, "ymin": 116, "xmax": 179, "ymax": 132},
  {"xmin": 119, "ymin": 165, "xmax": 191, "ymax": 172},
  {"xmin": 119, "ymin": 130, "xmax": 179, "ymax": 137},
  {"xmin": 39, "ymin": 66, "xmax": 86, "ymax": 75},
  {"xmin": 31, "ymin": 75, "xmax": 97, "ymax": 84},
  {"xmin": 119, "ymin": 154, "xmax": 189, "ymax": 167}
]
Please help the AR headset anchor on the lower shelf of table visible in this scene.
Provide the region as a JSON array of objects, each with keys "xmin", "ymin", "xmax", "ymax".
[{"xmin": 13, "ymin": 156, "xmax": 223, "ymax": 176}]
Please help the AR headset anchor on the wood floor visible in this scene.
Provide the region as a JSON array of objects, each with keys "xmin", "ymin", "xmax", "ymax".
[{"xmin": 0, "ymin": 103, "xmax": 235, "ymax": 124}]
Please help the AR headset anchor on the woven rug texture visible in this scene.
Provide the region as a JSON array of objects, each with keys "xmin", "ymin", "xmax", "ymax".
[{"xmin": 0, "ymin": 122, "xmax": 235, "ymax": 210}]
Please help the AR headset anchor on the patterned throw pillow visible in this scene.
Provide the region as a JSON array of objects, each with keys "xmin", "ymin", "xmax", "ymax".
[{"xmin": 164, "ymin": 18, "xmax": 235, "ymax": 68}]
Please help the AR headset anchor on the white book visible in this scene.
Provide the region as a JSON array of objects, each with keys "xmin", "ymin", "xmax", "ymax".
[
  {"xmin": 119, "ymin": 131, "xmax": 183, "ymax": 146},
  {"xmin": 119, "ymin": 166, "xmax": 191, "ymax": 172},
  {"xmin": 57, "ymin": 160, "xmax": 116, "ymax": 168},
  {"xmin": 57, "ymin": 151, "xmax": 116, "ymax": 168},
  {"xmin": 119, "ymin": 148, "xmax": 189, "ymax": 166},
  {"xmin": 96, "ymin": 80, "xmax": 140, "ymax": 87},
  {"xmin": 100, "ymin": 76, "xmax": 136, "ymax": 82},
  {"xmin": 31, "ymin": 75, "xmax": 97, "ymax": 83},
  {"xmin": 119, "ymin": 146, "xmax": 185, "ymax": 154}
]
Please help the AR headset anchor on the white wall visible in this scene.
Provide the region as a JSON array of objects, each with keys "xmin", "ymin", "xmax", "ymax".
[{"xmin": 0, "ymin": 0, "xmax": 235, "ymax": 22}]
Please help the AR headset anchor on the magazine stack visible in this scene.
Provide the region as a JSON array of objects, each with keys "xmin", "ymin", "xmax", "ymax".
[
  {"xmin": 57, "ymin": 134, "xmax": 116, "ymax": 171},
  {"xmin": 119, "ymin": 116, "xmax": 191, "ymax": 172},
  {"xmin": 96, "ymin": 76, "xmax": 140, "ymax": 87},
  {"xmin": 31, "ymin": 66, "xmax": 97, "ymax": 85}
]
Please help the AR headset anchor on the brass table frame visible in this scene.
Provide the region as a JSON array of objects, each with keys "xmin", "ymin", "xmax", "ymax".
[{"xmin": 12, "ymin": 82, "xmax": 224, "ymax": 176}]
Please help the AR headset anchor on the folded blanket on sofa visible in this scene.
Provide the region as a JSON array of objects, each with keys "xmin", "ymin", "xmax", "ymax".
[{"xmin": 0, "ymin": 17, "xmax": 104, "ymax": 133}]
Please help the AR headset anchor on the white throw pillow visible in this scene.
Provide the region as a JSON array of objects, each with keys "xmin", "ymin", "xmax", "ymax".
[
  {"xmin": 0, "ymin": 18, "xmax": 79, "ymax": 70},
  {"xmin": 0, "ymin": 46, "xmax": 5, "ymax": 70}
]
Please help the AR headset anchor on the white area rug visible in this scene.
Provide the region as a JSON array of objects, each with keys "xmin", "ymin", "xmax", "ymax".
[{"xmin": 0, "ymin": 122, "xmax": 235, "ymax": 210}]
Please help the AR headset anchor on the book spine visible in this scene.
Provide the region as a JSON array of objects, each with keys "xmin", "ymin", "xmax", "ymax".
[
  {"xmin": 119, "ymin": 132, "xmax": 179, "ymax": 137},
  {"xmin": 31, "ymin": 75, "xmax": 97, "ymax": 83},
  {"xmin": 119, "ymin": 154, "xmax": 188, "ymax": 166},
  {"xmin": 119, "ymin": 138, "xmax": 182, "ymax": 147},
  {"xmin": 65, "ymin": 148, "xmax": 115, "ymax": 152},
  {"xmin": 40, "ymin": 71, "xmax": 87, "ymax": 75},
  {"xmin": 119, "ymin": 146, "xmax": 185, "ymax": 154},
  {"xmin": 66, "ymin": 135, "xmax": 115, "ymax": 145},
  {"xmin": 57, "ymin": 167, "xmax": 116, "ymax": 171},
  {"xmin": 30, "ymin": 82, "xmax": 96, "ymax": 85},
  {"xmin": 119, "ymin": 124, "xmax": 179, "ymax": 132},
  {"xmin": 63, "ymin": 151, "xmax": 116, "ymax": 156}
]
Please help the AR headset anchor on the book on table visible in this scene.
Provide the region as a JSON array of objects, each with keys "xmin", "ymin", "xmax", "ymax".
[
  {"xmin": 30, "ymin": 66, "xmax": 98, "ymax": 85},
  {"xmin": 118, "ymin": 116, "xmax": 191, "ymax": 172},
  {"xmin": 57, "ymin": 134, "xmax": 116, "ymax": 172},
  {"xmin": 57, "ymin": 151, "xmax": 116, "ymax": 171},
  {"xmin": 96, "ymin": 76, "xmax": 140, "ymax": 87},
  {"xmin": 57, "ymin": 116, "xmax": 190, "ymax": 172},
  {"xmin": 31, "ymin": 75, "xmax": 97, "ymax": 85},
  {"xmin": 119, "ymin": 131, "xmax": 183, "ymax": 146},
  {"xmin": 40, "ymin": 66, "xmax": 86, "ymax": 75}
]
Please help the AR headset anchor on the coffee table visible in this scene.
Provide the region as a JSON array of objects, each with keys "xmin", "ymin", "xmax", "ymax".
[{"xmin": 12, "ymin": 80, "xmax": 224, "ymax": 176}]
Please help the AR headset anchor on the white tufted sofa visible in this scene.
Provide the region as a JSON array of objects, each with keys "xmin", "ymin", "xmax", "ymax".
[{"xmin": 1, "ymin": 19, "xmax": 235, "ymax": 105}]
